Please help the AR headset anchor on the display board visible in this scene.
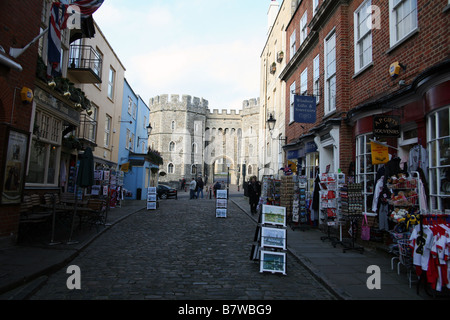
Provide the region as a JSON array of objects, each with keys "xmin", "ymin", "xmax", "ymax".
[
  {"xmin": 215, "ymin": 189, "xmax": 227, "ymax": 218},
  {"xmin": 147, "ymin": 187, "xmax": 157, "ymax": 210}
]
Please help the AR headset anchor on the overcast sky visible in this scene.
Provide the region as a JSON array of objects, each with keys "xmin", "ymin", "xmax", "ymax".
[{"xmin": 94, "ymin": 0, "xmax": 272, "ymax": 111}]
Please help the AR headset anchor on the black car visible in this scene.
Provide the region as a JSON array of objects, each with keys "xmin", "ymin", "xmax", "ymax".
[{"xmin": 157, "ymin": 184, "xmax": 177, "ymax": 199}]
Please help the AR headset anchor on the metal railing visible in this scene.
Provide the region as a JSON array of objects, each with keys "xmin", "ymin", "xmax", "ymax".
[{"xmin": 69, "ymin": 45, "xmax": 102, "ymax": 77}]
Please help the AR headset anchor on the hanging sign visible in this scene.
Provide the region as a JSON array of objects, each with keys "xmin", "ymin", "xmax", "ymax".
[
  {"xmin": 294, "ymin": 95, "xmax": 316, "ymax": 124},
  {"xmin": 370, "ymin": 142, "xmax": 389, "ymax": 165},
  {"xmin": 373, "ymin": 115, "xmax": 400, "ymax": 137}
]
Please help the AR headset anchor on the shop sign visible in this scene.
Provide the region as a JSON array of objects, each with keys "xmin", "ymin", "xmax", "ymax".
[
  {"xmin": 294, "ymin": 95, "xmax": 316, "ymax": 124},
  {"xmin": 287, "ymin": 149, "xmax": 303, "ymax": 160},
  {"xmin": 305, "ymin": 141, "xmax": 318, "ymax": 153},
  {"xmin": 373, "ymin": 115, "xmax": 400, "ymax": 137}
]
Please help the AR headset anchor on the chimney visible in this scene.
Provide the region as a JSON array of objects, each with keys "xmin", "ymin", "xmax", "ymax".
[{"xmin": 267, "ymin": 0, "xmax": 280, "ymax": 35}]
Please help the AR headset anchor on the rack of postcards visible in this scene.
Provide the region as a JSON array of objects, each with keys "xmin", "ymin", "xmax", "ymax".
[
  {"xmin": 261, "ymin": 177, "xmax": 281, "ymax": 206},
  {"xmin": 291, "ymin": 175, "xmax": 308, "ymax": 230},
  {"xmin": 215, "ymin": 190, "xmax": 228, "ymax": 218},
  {"xmin": 339, "ymin": 182, "xmax": 364, "ymax": 253},
  {"xmin": 319, "ymin": 173, "xmax": 345, "ymax": 242},
  {"xmin": 147, "ymin": 187, "xmax": 157, "ymax": 210},
  {"xmin": 250, "ymin": 204, "xmax": 287, "ymax": 275}
]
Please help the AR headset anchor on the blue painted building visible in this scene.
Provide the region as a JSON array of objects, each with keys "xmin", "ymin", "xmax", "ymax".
[{"xmin": 119, "ymin": 79, "xmax": 155, "ymax": 200}]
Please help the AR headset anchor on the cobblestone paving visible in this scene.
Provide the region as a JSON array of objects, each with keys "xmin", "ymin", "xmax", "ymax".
[{"xmin": 31, "ymin": 198, "xmax": 337, "ymax": 300}]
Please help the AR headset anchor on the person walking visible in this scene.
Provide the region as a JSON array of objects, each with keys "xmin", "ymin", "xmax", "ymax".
[
  {"xmin": 248, "ymin": 176, "xmax": 261, "ymax": 214},
  {"xmin": 189, "ymin": 178, "xmax": 197, "ymax": 199},
  {"xmin": 213, "ymin": 181, "xmax": 221, "ymax": 198},
  {"xmin": 196, "ymin": 177, "xmax": 204, "ymax": 199}
]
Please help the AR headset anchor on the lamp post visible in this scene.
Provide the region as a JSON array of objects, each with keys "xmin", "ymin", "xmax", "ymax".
[{"xmin": 137, "ymin": 124, "xmax": 153, "ymax": 147}]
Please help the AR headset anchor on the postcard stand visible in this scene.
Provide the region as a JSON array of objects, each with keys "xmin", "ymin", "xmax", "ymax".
[
  {"xmin": 147, "ymin": 187, "xmax": 157, "ymax": 210},
  {"xmin": 215, "ymin": 189, "xmax": 228, "ymax": 218},
  {"xmin": 250, "ymin": 204, "xmax": 287, "ymax": 275}
]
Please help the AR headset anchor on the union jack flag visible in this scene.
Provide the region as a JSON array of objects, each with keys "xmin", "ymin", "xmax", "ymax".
[
  {"xmin": 70, "ymin": 0, "xmax": 104, "ymax": 17},
  {"xmin": 46, "ymin": 0, "xmax": 104, "ymax": 77},
  {"xmin": 47, "ymin": 2, "xmax": 67, "ymax": 77}
]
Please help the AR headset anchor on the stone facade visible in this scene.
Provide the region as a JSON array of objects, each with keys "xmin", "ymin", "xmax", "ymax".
[{"xmin": 149, "ymin": 94, "xmax": 260, "ymax": 186}]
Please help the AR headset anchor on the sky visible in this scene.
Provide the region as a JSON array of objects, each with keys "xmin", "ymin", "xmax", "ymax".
[{"xmin": 94, "ymin": 0, "xmax": 272, "ymax": 111}]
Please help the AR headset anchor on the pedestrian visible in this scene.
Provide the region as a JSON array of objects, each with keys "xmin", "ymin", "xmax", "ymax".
[
  {"xmin": 213, "ymin": 181, "xmax": 221, "ymax": 198},
  {"xmin": 196, "ymin": 177, "xmax": 204, "ymax": 199},
  {"xmin": 248, "ymin": 176, "xmax": 261, "ymax": 214},
  {"xmin": 189, "ymin": 178, "xmax": 197, "ymax": 199},
  {"xmin": 181, "ymin": 178, "xmax": 186, "ymax": 191}
]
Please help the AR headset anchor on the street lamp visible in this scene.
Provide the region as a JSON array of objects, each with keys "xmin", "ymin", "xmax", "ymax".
[
  {"xmin": 266, "ymin": 113, "xmax": 287, "ymax": 144},
  {"xmin": 137, "ymin": 124, "xmax": 153, "ymax": 146},
  {"xmin": 267, "ymin": 113, "xmax": 276, "ymax": 131}
]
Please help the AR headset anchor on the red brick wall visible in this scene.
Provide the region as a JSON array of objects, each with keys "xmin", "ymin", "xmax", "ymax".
[
  {"xmin": 0, "ymin": 0, "xmax": 43, "ymax": 244},
  {"xmin": 350, "ymin": 0, "xmax": 450, "ymax": 108},
  {"xmin": 284, "ymin": 0, "xmax": 449, "ymax": 171}
]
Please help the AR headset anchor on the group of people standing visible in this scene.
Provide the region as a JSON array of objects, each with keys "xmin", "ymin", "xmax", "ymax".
[{"xmin": 189, "ymin": 177, "xmax": 205, "ymax": 199}]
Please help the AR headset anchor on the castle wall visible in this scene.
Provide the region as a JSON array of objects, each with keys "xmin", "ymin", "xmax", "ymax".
[{"xmin": 149, "ymin": 94, "xmax": 260, "ymax": 186}]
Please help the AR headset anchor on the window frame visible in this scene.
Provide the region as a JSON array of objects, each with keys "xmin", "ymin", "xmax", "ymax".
[
  {"xmin": 354, "ymin": 0, "xmax": 373, "ymax": 73},
  {"xmin": 324, "ymin": 30, "xmax": 336, "ymax": 115},
  {"xmin": 389, "ymin": 0, "xmax": 418, "ymax": 48}
]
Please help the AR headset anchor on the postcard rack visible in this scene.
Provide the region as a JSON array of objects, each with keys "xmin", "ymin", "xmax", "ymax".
[
  {"xmin": 250, "ymin": 204, "xmax": 287, "ymax": 275},
  {"xmin": 215, "ymin": 189, "xmax": 228, "ymax": 218}
]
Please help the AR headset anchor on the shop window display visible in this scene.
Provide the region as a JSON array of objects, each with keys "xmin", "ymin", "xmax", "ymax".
[
  {"xmin": 427, "ymin": 107, "xmax": 450, "ymax": 211},
  {"xmin": 355, "ymin": 133, "xmax": 387, "ymax": 212}
]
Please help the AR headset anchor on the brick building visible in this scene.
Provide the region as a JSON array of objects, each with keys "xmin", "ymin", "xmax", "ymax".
[
  {"xmin": 280, "ymin": 0, "xmax": 450, "ymax": 216},
  {"xmin": 0, "ymin": 0, "xmax": 42, "ymax": 245}
]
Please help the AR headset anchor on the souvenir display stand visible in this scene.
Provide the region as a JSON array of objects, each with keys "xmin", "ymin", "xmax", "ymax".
[
  {"xmin": 215, "ymin": 190, "xmax": 228, "ymax": 218},
  {"xmin": 147, "ymin": 187, "xmax": 157, "ymax": 210},
  {"xmin": 250, "ymin": 204, "xmax": 287, "ymax": 275},
  {"xmin": 319, "ymin": 173, "xmax": 345, "ymax": 244},
  {"xmin": 339, "ymin": 183, "xmax": 364, "ymax": 253},
  {"xmin": 290, "ymin": 176, "xmax": 309, "ymax": 231}
]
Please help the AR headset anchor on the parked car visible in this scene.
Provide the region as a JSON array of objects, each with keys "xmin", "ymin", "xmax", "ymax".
[{"xmin": 157, "ymin": 184, "xmax": 178, "ymax": 199}]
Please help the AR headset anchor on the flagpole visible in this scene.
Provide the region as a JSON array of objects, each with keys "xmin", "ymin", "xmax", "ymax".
[{"xmin": 9, "ymin": 27, "xmax": 49, "ymax": 59}]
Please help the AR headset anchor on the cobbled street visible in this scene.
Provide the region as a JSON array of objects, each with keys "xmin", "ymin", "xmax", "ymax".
[{"xmin": 30, "ymin": 195, "xmax": 336, "ymax": 300}]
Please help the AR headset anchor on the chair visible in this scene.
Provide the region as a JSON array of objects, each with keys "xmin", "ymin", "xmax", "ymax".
[
  {"xmin": 77, "ymin": 198, "xmax": 106, "ymax": 231},
  {"xmin": 18, "ymin": 195, "xmax": 52, "ymax": 242}
]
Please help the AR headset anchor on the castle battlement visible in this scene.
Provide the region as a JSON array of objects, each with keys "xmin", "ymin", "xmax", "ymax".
[
  {"xmin": 150, "ymin": 94, "xmax": 209, "ymax": 111},
  {"xmin": 208, "ymin": 109, "xmax": 241, "ymax": 116}
]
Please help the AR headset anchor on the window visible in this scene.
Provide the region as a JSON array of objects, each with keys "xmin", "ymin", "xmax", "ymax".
[
  {"xmin": 132, "ymin": 102, "xmax": 137, "ymax": 120},
  {"xmin": 171, "ymin": 121, "xmax": 176, "ymax": 131},
  {"xmin": 300, "ymin": 68, "xmax": 308, "ymax": 95},
  {"xmin": 169, "ymin": 141, "xmax": 175, "ymax": 152},
  {"xmin": 168, "ymin": 163, "xmax": 174, "ymax": 174},
  {"xmin": 313, "ymin": 0, "xmax": 319, "ymax": 14},
  {"xmin": 126, "ymin": 129, "xmax": 130, "ymax": 150},
  {"xmin": 356, "ymin": 134, "xmax": 388, "ymax": 212},
  {"xmin": 324, "ymin": 31, "xmax": 336, "ymax": 114},
  {"xmin": 130, "ymin": 133, "xmax": 135, "ymax": 152},
  {"xmin": 108, "ymin": 67, "xmax": 115, "ymax": 100},
  {"xmin": 389, "ymin": 0, "xmax": 418, "ymax": 47},
  {"xmin": 313, "ymin": 55, "xmax": 320, "ymax": 103},
  {"xmin": 354, "ymin": 0, "xmax": 372, "ymax": 72},
  {"xmin": 300, "ymin": 11, "xmax": 308, "ymax": 44},
  {"xmin": 427, "ymin": 107, "xmax": 450, "ymax": 212},
  {"xmin": 87, "ymin": 104, "xmax": 98, "ymax": 142},
  {"xmin": 290, "ymin": 81, "xmax": 296, "ymax": 122},
  {"xmin": 104, "ymin": 115, "xmax": 111, "ymax": 147},
  {"xmin": 127, "ymin": 97, "xmax": 132, "ymax": 115},
  {"xmin": 27, "ymin": 110, "xmax": 62, "ymax": 186},
  {"xmin": 290, "ymin": 30, "xmax": 296, "ymax": 59}
]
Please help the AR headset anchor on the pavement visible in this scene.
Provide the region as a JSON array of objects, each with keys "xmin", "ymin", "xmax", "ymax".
[{"xmin": 0, "ymin": 186, "xmax": 438, "ymax": 300}]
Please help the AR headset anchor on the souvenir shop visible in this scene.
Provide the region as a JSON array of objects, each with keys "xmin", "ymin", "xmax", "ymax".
[{"xmin": 267, "ymin": 76, "xmax": 450, "ymax": 295}]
